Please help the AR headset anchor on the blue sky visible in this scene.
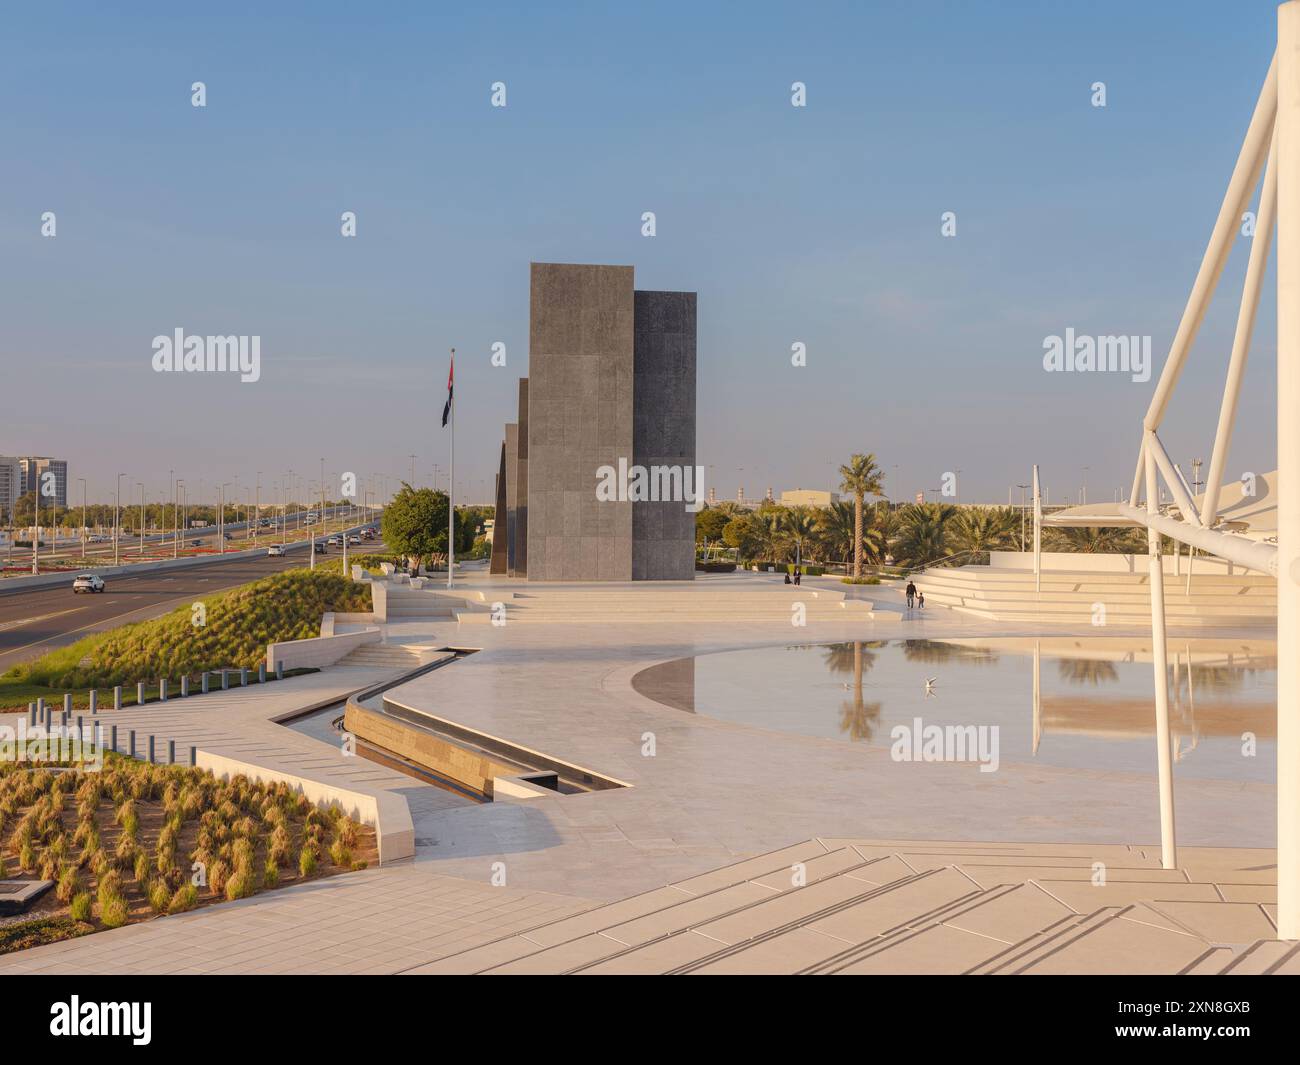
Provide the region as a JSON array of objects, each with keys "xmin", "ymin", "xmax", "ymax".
[{"xmin": 0, "ymin": 0, "xmax": 1283, "ymax": 507}]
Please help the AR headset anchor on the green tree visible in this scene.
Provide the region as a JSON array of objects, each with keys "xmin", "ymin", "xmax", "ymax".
[
  {"xmin": 838, "ymin": 454, "xmax": 884, "ymax": 580},
  {"xmin": 380, "ymin": 483, "xmax": 449, "ymax": 573},
  {"xmin": 695, "ymin": 506, "xmax": 732, "ymax": 544},
  {"xmin": 782, "ymin": 506, "xmax": 819, "ymax": 567},
  {"xmin": 948, "ymin": 506, "xmax": 1018, "ymax": 563},
  {"xmin": 893, "ymin": 502, "xmax": 957, "ymax": 568}
]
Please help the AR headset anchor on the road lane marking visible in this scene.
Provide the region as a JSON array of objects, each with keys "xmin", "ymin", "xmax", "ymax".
[{"xmin": 0, "ymin": 608, "xmax": 84, "ymax": 633}]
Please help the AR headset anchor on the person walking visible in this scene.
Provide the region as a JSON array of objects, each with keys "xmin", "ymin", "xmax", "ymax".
[
  {"xmin": 917, "ymin": 590, "xmax": 925, "ymax": 609},
  {"xmin": 793, "ymin": 566, "xmax": 801, "ymax": 586},
  {"xmin": 905, "ymin": 580, "xmax": 917, "ymax": 609}
]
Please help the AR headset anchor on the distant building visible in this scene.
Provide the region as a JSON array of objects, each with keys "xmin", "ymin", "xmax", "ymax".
[
  {"xmin": 19, "ymin": 457, "xmax": 68, "ymax": 509},
  {"xmin": 781, "ymin": 488, "xmax": 839, "ymax": 507},
  {"xmin": 0, "ymin": 456, "xmax": 20, "ymax": 521}
]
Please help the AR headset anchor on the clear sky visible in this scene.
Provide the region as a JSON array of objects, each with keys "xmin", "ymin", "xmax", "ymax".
[{"xmin": 0, "ymin": 0, "xmax": 1284, "ymax": 508}]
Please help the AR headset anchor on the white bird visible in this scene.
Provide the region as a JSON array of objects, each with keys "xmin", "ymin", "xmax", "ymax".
[{"xmin": 924, "ymin": 677, "xmax": 938, "ymax": 698}]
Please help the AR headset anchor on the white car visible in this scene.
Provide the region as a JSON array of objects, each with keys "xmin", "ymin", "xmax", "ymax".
[
  {"xmin": 266, "ymin": 545, "xmax": 285, "ymax": 557},
  {"xmin": 72, "ymin": 574, "xmax": 105, "ymax": 594},
  {"xmin": 328, "ymin": 535, "xmax": 342, "ymax": 546},
  {"xmin": 348, "ymin": 534, "xmax": 361, "ymax": 545}
]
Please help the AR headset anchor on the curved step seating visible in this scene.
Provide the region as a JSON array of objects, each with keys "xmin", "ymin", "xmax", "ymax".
[
  {"xmin": 455, "ymin": 584, "xmax": 886, "ymax": 624},
  {"xmin": 407, "ymin": 838, "xmax": 1294, "ymax": 974},
  {"xmin": 911, "ymin": 567, "xmax": 1276, "ymax": 627}
]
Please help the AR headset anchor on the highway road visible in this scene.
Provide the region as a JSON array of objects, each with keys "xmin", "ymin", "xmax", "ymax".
[
  {"xmin": 0, "ymin": 537, "xmax": 383, "ymax": 673},
  {"xmin": 1, "ymin": 506, "xmax": 369, "ymax": 571}
]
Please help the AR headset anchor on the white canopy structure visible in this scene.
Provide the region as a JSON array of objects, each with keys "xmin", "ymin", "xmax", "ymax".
[{"xmin": 1061, "ymin": 5, "xmax": 1299, "ymax": 939}]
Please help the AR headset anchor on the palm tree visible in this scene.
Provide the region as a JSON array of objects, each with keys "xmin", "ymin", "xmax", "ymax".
[
  {"xmin": 838, "ymin": 454, "xmax": 885, "ymax": 580},
  {"xmin": 948, "ymin": 506, "xmax": 1018, "ymax": 564},
  {"xmin": 892, "ymin": 502, "xmax": 957, "ymax": 568},
  {"xmin": 782, "ymin": 506, "xmax": 819, "ymax": 568}
]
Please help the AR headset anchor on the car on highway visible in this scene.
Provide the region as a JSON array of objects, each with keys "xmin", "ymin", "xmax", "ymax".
[
  {"xmin": 314, "ymin": 541, "xmax": 328, "ymax": 552},
  {"xmin": 87, "ymin": 534, "xmax": 110, "ymax": 544},
  {"xmin": 189, "ymin": 538, "xmax": 203, "ymax": 547},
  {"xmin": 72, "ymin": 574, "xmax": 105, "ymax": 594},
  {"xmin": 348, "ymin": 534, "xmax": 361, "ymax": 545},
  {"xmin": 267, "ymin": 544, "xmax": 285, "ymax": 557},
  {"xmin": 328, "ymin": 535, "xmax": 342, "ymax": 546}
]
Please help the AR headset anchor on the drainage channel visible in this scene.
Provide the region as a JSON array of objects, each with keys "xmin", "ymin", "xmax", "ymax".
[{"xmin": 279, "ymin": 648, "xmax": 491, "ymax": 801}]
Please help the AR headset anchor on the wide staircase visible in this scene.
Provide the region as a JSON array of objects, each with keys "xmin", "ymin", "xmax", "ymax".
[
  {"xmin": 911, "ymin": 566, "xmax": 1276, "ymax": 628},
  {"xmin": 336, "ymin": 643, "xmax": 446, "ymax": 669},
  {"xmin": 383, "ymin": 585, "xmax": 463, "ymax": 620},
  {"xmin": 409, "ymin": 839, "xmax": 1295, "ymax": 975},
  {"xmin": 455, "ymin": 580, "xmax": 888, "ymax": 624}
]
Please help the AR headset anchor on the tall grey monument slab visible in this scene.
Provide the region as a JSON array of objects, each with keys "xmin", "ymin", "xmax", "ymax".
[
  {"xmin": 633, "ymin": 290, "xmax": 697, "ymax": 580},
  {"xmin": 504, "ymin": 422, "xmax": 520, "ymax": 576},
  {"xmin": 521, "ymin": 262, "xmax": 697, "ymax": 581},
  {"xmin": 490, "ymin": 440, "xmax": 508, "ymax": 575},
  {"xmin": 516, "ymin": 377, "xmax": 529, "ymax": 578},
  {"xmin": 527, "ymin": 263, "xmax": 635, "ymax": 581}
]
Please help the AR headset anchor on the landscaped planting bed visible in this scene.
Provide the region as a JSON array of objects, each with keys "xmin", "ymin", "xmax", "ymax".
[{"xmin": 0, "ymin": 756, "xmax": 376, "ymax": 954}]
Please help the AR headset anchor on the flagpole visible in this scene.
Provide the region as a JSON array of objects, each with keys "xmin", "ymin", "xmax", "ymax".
[{"xmin": 448, "ymin": 347, "xmax": 455, "ymax": 589}]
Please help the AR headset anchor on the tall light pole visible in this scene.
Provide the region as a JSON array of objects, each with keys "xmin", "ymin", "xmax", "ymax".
[
  {"xmin": 254, "ymin": 472, "xmax": 261, "ymax": 545},
  {"xmin": 1016, "ymin": 483, "xmax": 1030, "ymax": 551},
  {"xmin": 114, "ymin": 473, "xmax": 124, "ymax": 566},
  {"xmin": 219, "ymin": 483, "xmax": 230, "ymax": 553},
  {"xmin": 168, "ymin": 468, "xmax": 174, "ymax": 554},
  {"xmin": 409, "ymin": 454, "xmax": 416, "ymax": 487},
  {"xmin": 77, "ymin": 478, "xmax": 87, "ymax": 559},
  {"xmin": 137, "ymin": 483, "xmax": 145, "ymax": 555},
  {"xmin": 176, "ymin": 480, "xmax": 185, "ymax": 557}
]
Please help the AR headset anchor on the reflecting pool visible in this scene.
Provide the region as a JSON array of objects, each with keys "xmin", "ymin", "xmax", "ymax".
[{"xmin": 631, "ymin": 638, "xmax": 1276, "ymax": 783}]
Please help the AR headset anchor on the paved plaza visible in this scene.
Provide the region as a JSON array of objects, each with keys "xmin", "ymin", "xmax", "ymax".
[{"xmin": 0, "ymin": 569, "xmax": 1283, "ymax": 974}]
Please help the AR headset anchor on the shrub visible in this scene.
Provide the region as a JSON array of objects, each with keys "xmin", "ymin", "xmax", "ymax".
[
  {"xmin": 298, "ymin": 848, "xmax": 317, "ymax": 877},
  {"xmin": 328, "ymin": 840, "xmax": 352, "ymax": 868},
  {"xmin": 841, "ymin": 576, "xmax": 881, "ymax": 585},
  {"xmin": 168, "ymin": 884, "xmax": 198, "ymax": 914},
  {"xmin": 70, "ymin": 892, "xmax": 92, "ymax": 921},
  {"xmin": 263, "ymin": 860, "xmax": 279, "ymax": 889},
  {"xmin": 209, "ymin": 860, "xmax": 230, "ymax": 897},
  {"xmin": 99, "ymin": 893, "xmax": 128, "ymax": 929},
  {"xmin": 148, "ymin": 880, "xmax": 171, "ymax": 914},
  {"xmin": 133, "ymin": 851, "xmax": 151, "ymax": 884},
  {"xmin": 56, "ymin": 865, "xmax": 81, "ymax": 903},
  {"xmin": 225, "ymin": 868, "xmax": 257, "ymax": 901}
]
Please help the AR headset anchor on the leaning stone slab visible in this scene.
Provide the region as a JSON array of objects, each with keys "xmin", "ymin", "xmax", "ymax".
[{"xmin": 0, "ymin": 879, "xmax": 54, "ymax": 916}]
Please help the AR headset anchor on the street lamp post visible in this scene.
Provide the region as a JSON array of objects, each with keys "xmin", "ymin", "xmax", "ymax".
[
  {"xmin": 1017, "ymin": 483, "xmax": 1030, "ymax": 551},
  {"xmin": 114, "ymin": 473, "xmax": 124, "ymax": 566},
  {"xmin": 78, "ymin": 478, "xmax": 87, "ymax": 560}
]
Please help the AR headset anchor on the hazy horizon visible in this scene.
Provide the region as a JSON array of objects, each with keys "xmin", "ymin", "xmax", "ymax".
[{"xmin": 0, "ymin": 1, "xmax": 1282, "ymax": 509}]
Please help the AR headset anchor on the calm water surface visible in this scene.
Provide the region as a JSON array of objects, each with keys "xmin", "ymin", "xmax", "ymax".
[{"xmin": 633, "ymin": 638, "xmax": 1276, "ymax": 783}]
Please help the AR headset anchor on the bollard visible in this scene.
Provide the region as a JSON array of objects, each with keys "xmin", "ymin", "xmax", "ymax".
[
  {"xmin": 221, "ymin": 671, "xmax": 229, "ymax": 691},
  {"xmin": 62, "ymin": 711, "xmax": 69, "ymax": 727},
  {"xmin": 276, "ymin": 660, "xmax": 283, "ymax": 681},
  {"xmin": 168, "ymin": 738, "xmax": 175, "ymax": 764},
  {"xmin": 137, "ymin": 681, "xmax": 146, "ymax": 706},
  {"xmin": 181, "ymin": 675, "xmax": 189, "ymax": 698},
  {"xmin": 128, "ymin": 730, "xmax": 136, "ymax": 759},
  {"xmin": 63, "ymin": 693, "xmax": 72, "ymax": 716},
  {"xmin": 148, "ymin": 735, "xmax": 155, "ymax": 764},
  {"xmin": 240, "ymin": 668, "xmax": 248, "ymax": 687},
  {"xmin": 189, "ymin": 745, "xmax": 197, "ymax": 767},
  {"xmin": 202, "ymin": 672, "xmax": 209, "ymax": 695},
  {"xmin": 76, "ymin": 715, "xmax": 83, "ymax": 733},
  {"xmin": 27, "ymin": 702, "xmax": 36, "ymax": 725},
  {"xmin": 36, "ymin": 697, "xmax": 45, "ymax": 717},
  {"xmin": 258, "ymin": 663, "xmax": 266, "ymax": 684},
  {"xmin": 113, "ymin": 686, "xmax": 122, "ymax": 711},
  {"xmin": 89, "ymin": 689, "xmax": 97, "ymax": 715},
  {"xmin": 110, "ymin": 724, "xmax": 118, "ymax": 754},
  {"xmin": 159, "ymin": 678, "xmax": 167, "ymax": 702}
]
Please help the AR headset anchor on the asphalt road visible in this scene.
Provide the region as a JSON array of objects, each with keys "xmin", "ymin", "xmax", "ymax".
[
  {"xmin": 1, "ymin": 506, "xmax": 364, "ymax": 569},
  {"xmin": 0, "ymin": 539, "xmax": 381, "ymax": 673}
]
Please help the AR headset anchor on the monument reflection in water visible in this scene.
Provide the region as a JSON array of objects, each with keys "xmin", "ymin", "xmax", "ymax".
[{"xmin": 631, "ymin": 638, "xmax": 1276, "ymax": 783}]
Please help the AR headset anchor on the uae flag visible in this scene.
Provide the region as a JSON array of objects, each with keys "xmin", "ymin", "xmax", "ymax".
[{"xmin": 441, "ymin": 352, "xmax": 454, "ymax": 427}]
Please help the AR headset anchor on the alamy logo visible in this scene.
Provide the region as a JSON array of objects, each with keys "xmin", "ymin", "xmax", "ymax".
[
  {"xmin": 151, "ymin": 328, "xmax": 261, "ymax": 383},
  {"xmin": 596, "ymin": 459, "xmax": 705, "ymax": 513},
  {"xmin": 890, "ymin": 716, "xmax": 999, "ymax": 773},
  {"xmin": 1042, "ymin": 328, "xmax": 1150, "ymax": 383},
  {"xmin": 50, "ymin": 996, "xmax": 151, "ymax": 1045}
]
